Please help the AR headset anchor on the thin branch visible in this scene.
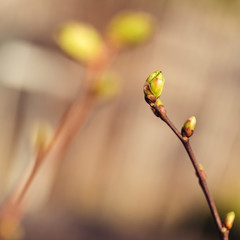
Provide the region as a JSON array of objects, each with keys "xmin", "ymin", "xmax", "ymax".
[{"xmin": 159, "ymin": 113, "xmax": 229, "ymax": 240}]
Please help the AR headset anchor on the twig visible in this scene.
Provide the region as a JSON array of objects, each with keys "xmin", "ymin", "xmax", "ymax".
[
  {"xmin": 144, "ymin": 70, "xmax": 232, "ymax": 239},
  {"xmin": 161, "ymin": 114, "xmax": 228, "ymax": 240}
]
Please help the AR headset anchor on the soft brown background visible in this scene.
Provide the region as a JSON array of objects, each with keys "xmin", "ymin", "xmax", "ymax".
[{"xmin": 0, "ymin": 0, "xmax": 239, "ymax": 239}]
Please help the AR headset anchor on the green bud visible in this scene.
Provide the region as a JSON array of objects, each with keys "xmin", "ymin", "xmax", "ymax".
[
  {"xmin": 147, "ymin": 70, "xmax": 160, "ymax": 83},
  {"xmin": 55, "ymin": 22, "xmax": 103, "ymax": 63},
  {"xmin": 184, "ymin": 116, "xmax": 196, "ymax": 130},
  {"xmin": 107, "ymin": 11, "xmax": 154, "ymax": 47},
  {"xmin": 224, "ymin": 211, "xmax": 235, "ymax": 230},
  {"xmin": 182, "ymin": 116, "xmax": 196, "ymax": 137},
  {"xmin": 149, "ymin": 71, "xmax": 165, "ymax": 98}
]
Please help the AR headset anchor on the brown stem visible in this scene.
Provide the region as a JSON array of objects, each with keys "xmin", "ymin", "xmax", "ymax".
[{"xmin": 160, "ymin": 114, "xmax": 229, "ymax": 240}]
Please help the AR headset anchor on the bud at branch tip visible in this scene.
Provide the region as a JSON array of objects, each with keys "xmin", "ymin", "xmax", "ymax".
[{"xmin": 145, "ymin": 70, "xmax": 165, "ymax": 99}]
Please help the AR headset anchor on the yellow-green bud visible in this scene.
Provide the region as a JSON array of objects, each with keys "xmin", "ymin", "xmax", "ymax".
[
  {"xmin": 224, "ymin": 211, "xmax": 235, "ymax": 230},
  {"xmin": 55, "ymin": 22, "xmax": 103, "ymax": 63},
  {"xmin": 182, "ymin": 116, "xmax": 196, "ymax": 137},
  {"xmin": 147, "ymin": 70, "xmax": 160, "ymax": 83},
  {"xmin": 184, "ymin": 116, "xmax": 197, "ymax": 130},
  {"xmin": 146, "ymin": 71, "xmax": 165, "ymax": 98},
  {"xmin": 107, "ymin": 11, "xmax": 154, "ymax": 47}
]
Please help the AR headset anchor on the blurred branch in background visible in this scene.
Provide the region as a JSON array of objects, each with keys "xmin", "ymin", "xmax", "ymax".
[{"xmin": 0, "ymin": 10, "xmax": 155, "ymax": 240}]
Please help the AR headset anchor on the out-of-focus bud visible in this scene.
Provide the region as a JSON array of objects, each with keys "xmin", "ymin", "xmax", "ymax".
[
  {"xmin": 144, "ymin": 70, "xmax": 165, "ymax": 100},
  {"xmin": 55, "ymin": 22, "xmax": 103, "ymax": 63},
  {"xmin": 182, "ymin": 116, "xmax": 196, "ymax": 138},
  {"xmin": 107, "ymin": 11, "xmax": 154, "ymax": 47},
  {"xmin": 93, "ymin": 72, "xmax": 120, "ymax": 98},
  {"xmin": 31, "ymin": 122, "xmax": 54, "ymax": 153},
  {"xmin": 224, "ymin": 211, "xmax": 235, "ymax": 230}
]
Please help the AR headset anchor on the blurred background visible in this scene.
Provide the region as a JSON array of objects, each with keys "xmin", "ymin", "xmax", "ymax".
[{"xmin": 0, "ymin": 0, "xmax": 240, "ymax": 239}]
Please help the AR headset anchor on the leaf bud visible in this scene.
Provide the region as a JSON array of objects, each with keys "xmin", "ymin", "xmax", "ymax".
[
  {"xmin": 107, "ymin": 11, "xmax": 154, "ymax": 47},
  {"xmin": 144, "ymin": 70, "xmax": 165, "ymax": 100},
  {"xmin": 182, "ymin": 116, "xmax": 196, "ymax": 138},
  {"xmin": 55, "ymin": 22, "xmax": 103, "ymax": 63},
  {"xmin": 146, "ymin": 70, "xmax": 160, "ymax": 83},
  {"xmin": 149, "ymin": 71, "xmax": 165, "ymax": 98},
  {"xmin": 224, "ymin": 211, "xmax": 235, "ymax": 230}
]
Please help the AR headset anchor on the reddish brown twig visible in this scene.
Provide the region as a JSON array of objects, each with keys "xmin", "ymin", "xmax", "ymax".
[{"xmin": 153, "ymin": 109, "xmax": 229, "ymax": 240}]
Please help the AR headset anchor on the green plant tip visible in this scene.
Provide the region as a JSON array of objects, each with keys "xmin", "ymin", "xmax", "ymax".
[
  {"xmin": 184, "ymin": 116, "xmax": 197, "ymax": 131},
  {"xmin": 224, "ymin": 211, "xmax": 235, "ymax": 230},
  {"xmin": 149, "ymin": 71, "xmax": 165, "ymax": 98},
  {"xmin": 147, "ymin": 70, "xmax": 160, "ymax": 83}
]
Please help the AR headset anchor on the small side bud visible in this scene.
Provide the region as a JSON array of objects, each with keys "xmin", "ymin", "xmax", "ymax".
[
  {"xmin": 224, "ymin": 211, "xmax": 235, "ymax": 230},
  {"xmin": 182, "ymin": 116, "xmax": 196, "ymax": 138},
  {"xmin": 150, "ymin": 99, "xmax": 166, "ymax": 119}
]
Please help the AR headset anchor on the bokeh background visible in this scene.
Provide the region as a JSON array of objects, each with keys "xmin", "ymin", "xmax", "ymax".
[{"xmin": 0, "ymin": 0, "xmax": 240, "ymax": 239}]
